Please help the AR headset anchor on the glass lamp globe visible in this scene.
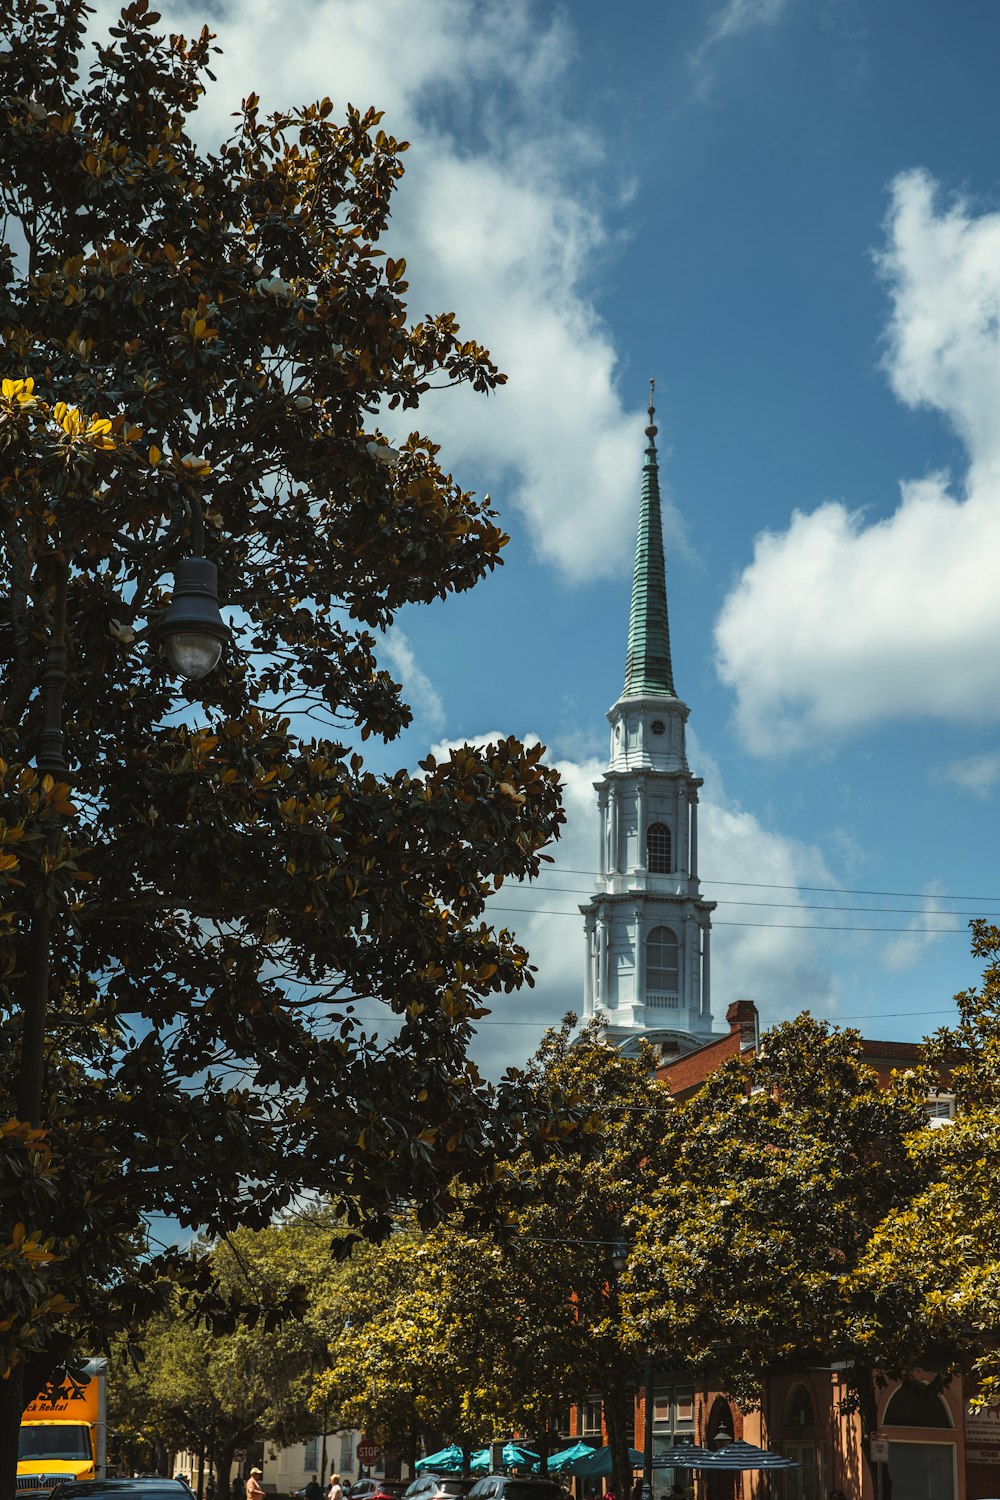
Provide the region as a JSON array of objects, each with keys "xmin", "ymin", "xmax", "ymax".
[
  {"xmin": 158, "ymin": 556, "xmax": 230, "ymax": 681},
  {"xmin": 163, "ymin": 630, "xmax": 225, "ymax": 680}
]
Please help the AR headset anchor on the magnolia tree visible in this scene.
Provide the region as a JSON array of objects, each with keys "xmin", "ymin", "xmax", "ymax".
[
  {"xmin": 0, "ymin": 0, "xmax": 565, "ymax": 1485},
  {"xmin": 623, "ymin": 1015, "xmax": 929, "ymax": 1488},
  {"xmin": 311, "ymin": 1024, "xmax": 676, "ymax": 1494},
  {"xmin": 854, "ymin": 921, "xmax": 1000, "ymax": 1403}
]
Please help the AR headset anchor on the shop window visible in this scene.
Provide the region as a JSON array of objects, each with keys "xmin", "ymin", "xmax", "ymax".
[
  {"xmin": 884, "ymin": 1383, "xmax": 953, "ymax": 1428},
  {"xmin": 785, "ymin": 1384, "xmax": 816, "ymax": 1429},
  {"xmin": 582, "ymin": 1396, "xmax": 603, "ymax": 1435}
]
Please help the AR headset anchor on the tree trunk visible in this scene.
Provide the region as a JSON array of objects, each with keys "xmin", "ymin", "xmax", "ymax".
[
  {"xmin": 212, "ymin": 1437, "xmax": 240, "ymax": 1500},
  {"xmin": 538, "ymin": 1419, "xmax": 550, "ymax": 1477},
  {"xmin": 603, "ymin": 1384, "xmax": 633, "ymax": 1500},
  {"xmin": 0, "ymin": 1365, "xmax": 26, "ymax": 1500}
]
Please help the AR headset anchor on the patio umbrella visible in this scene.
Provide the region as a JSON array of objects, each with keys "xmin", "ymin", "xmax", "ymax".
[
  {"xmin": 559, "ymin": 1446, "xmax": 644, "ymax": 1477},
  {"xmin": 651, "ymin": 1447, "xmax": 712, "ymax": 1468},
  {"xmin": 695, "ymin": 1441, "xmax": 799, "ymax": 1471},
  {"xmin": 471, "ymin": 1445, "xmax": 540, "ymax": 1473},
  {"xmin": 542, "ymin": 1440, "xmax": 644, "ymax": 1476},
  {"xmin": 544, "ymin": 1444, "xmax": 601, "ymax": 1474},
  {"xmin": 415, "ymin": 1446, "xmax": 466, "ymax": 1474}
]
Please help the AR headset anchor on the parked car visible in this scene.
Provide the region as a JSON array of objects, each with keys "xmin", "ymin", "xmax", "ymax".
[
  {"xmin": 467, "ymin": 1480, "xmax": 564, "ymax": 1500},
  {"xmin": 50, "ymin": 1482, "xmax": 194, "ymax": 1500},
  {"xmin": 351, "ymin": 1483, "xmax": 408, "ymax": 1500},
  {"xmin": 403, "ymin": 1479, "xmax": 477, "ymax": 1500}
]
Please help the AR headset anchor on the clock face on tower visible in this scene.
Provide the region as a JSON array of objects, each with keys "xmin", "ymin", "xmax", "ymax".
[{"xmin": 651, "ymin": 720, "xmax": 665, "ymax": 736}]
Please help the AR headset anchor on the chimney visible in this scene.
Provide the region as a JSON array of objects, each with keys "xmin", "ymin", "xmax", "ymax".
[{"xmin": 726, "ymin": 999, "xmax": 759, "ymax": 1052}]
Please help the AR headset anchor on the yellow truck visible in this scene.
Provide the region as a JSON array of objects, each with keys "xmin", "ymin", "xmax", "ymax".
[{"xmin": 17, "ymin": 1358, "xmax": 107, "ymax": 1496}]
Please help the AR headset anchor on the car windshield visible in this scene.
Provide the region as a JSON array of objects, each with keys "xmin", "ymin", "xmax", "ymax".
[{"xmin": 18, "ymin": 1427, "xmax": 92, "ymax": 1462}]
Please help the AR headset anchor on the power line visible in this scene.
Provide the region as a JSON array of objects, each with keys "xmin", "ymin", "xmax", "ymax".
[
  {"xmin": 533, "ymin": 868, "xmax": 1000, "ymax": 905},
  {"xmin": 509, "ymin": 883, "xmax": 996, "ymax": 918},
  {"xmin": 488, "ymin": 904, "xmax": 968, "ymax": 934}
]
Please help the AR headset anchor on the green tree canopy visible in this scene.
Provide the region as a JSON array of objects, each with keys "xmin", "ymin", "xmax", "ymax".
[
  {"xmin": 624, "ymin": 1015, "xmax": 928, "ymax": 1468},
  {"xmin": 854, "ymin": 921, "xmax": 1000, "ymax": 1402},
  {"xmin": 0, "ymin": 0, "xmax": 566, "ymax": 1443},
  {"xmin": 311, "ymin": 1023, "xmax": 676, "ymax": 1492},
  {"xmin": 108, "ymin": 1225, "xmax": 332, "ymax": 1495}
]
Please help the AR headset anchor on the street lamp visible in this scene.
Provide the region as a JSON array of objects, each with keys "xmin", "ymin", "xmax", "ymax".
[
  {"xmin": 18, "ymin": 546, "xmax": 229, "ymax": 1128},
  {"xmin": 154, "ymin": 555, "xmax": 231, "ymax": 681}
]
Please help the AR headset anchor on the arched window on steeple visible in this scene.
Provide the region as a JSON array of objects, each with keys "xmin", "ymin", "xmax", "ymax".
[
  {"xmin": 647, "ymin": 926, "xmax": 679, "ymax": 998},
  {"xmin": 647, "ymin": 822, "xmax": 671, "ymax": 873}
]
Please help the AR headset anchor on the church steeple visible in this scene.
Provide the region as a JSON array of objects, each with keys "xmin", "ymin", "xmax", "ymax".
[
  {"xmin": 624, "ymin": 381, "xmax": 676, "ymax": 700},
  {"xmin": 581, "ymin": 380, "xmax": 717, "ymax": 1057}
]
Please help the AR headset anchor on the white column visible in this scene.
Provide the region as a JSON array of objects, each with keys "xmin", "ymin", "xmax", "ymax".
[
  {"xmin": 597, "ymin": 786, "xmax": 608, "ymax": 878},
  {"xmin": 675, "ymin": 782, "xmax": 687, "ymax": 875},
  {"xmin": 684, "ymin": 913, "xmax": 696, "ymax": 1015},
  {"xmin": 583, "ymin": 913, "xmax": 595, "ymax": 1017},
  {"xmin": 689, "ymin": 788, "xmax": 699, "ymax": 881},
  {"xmin": 701, "ymin": 923, "xmax": 711, "ymax": 1019},
  {"xmin": 635, "ymin": 908, "xmax": 645, "ymax": 1014},
  {"xmin": 637, "ymin": 780, "xmax": 647, "ymax": 870},
  {"xmin": 597, "ymin": 916, "xmax": 608, "ymax": 1004},
  {"xmin": 609, "ymin": 783, "xmax": 619, "ymax": 874}
]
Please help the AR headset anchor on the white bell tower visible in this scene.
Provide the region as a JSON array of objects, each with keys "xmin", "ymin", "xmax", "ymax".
[{"xmin": 581, "ymin": 383, "xmax": 716, "ymax": 1055}]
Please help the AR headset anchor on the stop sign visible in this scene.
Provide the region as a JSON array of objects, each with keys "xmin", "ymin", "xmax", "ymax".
[{"xmin": 356, "ymin": 1441, "xmax": 382, "ymax": 1467}]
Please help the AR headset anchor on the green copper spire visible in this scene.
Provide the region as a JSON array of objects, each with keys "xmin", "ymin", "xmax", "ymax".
[{"xmin": 624, "ymin": 379, "xmax": 676, "ymax": 698}]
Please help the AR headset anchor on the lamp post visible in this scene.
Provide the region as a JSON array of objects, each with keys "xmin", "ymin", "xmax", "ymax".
[{"xmin": 18, "ymin": 546, "xmax": 230, "ymax": 1128}]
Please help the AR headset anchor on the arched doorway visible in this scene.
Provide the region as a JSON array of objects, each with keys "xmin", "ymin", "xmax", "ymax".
[
  {"xmin": 705, "ymin": 1399, "xmax": 735, "ymax": 1500},
  {"xmin": 782, "ymin": 1383, "xmax": 819, "ymax": 1500},
  {"xmin": 882, "ymin": 1382, "xmax": 956, "ymax": 1500}
]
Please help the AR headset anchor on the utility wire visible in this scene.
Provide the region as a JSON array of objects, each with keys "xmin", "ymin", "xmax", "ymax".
[
  {"xmin": 505, "ymin": 884, "xmax": 996, "ymax": 918},
  {"xmin": 532, "ymin": 868, "xmax": 1000, "ymax": 904},
  {"xmin": 487, "ymin": 904, "xmax": 968, "ymax": 934}
]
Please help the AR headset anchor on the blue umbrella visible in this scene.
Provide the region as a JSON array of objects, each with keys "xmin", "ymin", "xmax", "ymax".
[
  {"xmin": 542, "ymin": 1445, "xmax": 643, "ymax": 1478},
  {"xmin": 415, "ymin": 1447, "xmax": 465, "ymax": 1475},
  {"xmin": 689, "ymin": 1442, "xmax": 798, "ymax": 1471},
  {"xmin": 651, "ymin": 1447, "xmax": 712, "ymax": 1469},
  {"xmin": 572, "ymin": 1447, "xmax": 644, "ymax": 1478},
  {"xmin": 471, "ymin": 1445, "xmax": 540, "ymax": 1474},
  {"xmin": 543, "ymin": 1443, "xmax": 601, "ymax": 1474}
]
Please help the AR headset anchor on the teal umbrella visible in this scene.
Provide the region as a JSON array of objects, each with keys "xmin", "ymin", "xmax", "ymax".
[
  {"xmin": 471, "ymin": 1445, "xmax": 540, "ymax": 1473},
  {"xmin": 572, "ymin": 1447, "xmax": 644, "ymax": 1478},
  {"xmin": 544, "ymin": 1443, "xmax": 600, "ymax": 1474},
  {"xmin": 415, "ymin": 1447, "xmax": 465, "ymax": 1474}
]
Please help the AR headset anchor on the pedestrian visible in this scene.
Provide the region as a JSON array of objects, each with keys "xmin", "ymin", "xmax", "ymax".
[
  {"xmin": 328, "ymin": 1473, "xmax": 343, "ymax": 1500},
  {"xmin": 602, "ymin": 1488, "xmax": 617, "ymax": 1500},
  {"xmin": 630, "ymin": 1480, "xmax": 643, "ymax": 1500},
  {"xmin": 233, "ymin": 1477, "xmax": 245, "ymax": 1500},
  {"xmin": 247, "ymin": 1469, "xmax": 266, "ymax": 1500},
  {"xmin": 306, "ymin": 1478, "xmax": 321, "ymax": 1500}
]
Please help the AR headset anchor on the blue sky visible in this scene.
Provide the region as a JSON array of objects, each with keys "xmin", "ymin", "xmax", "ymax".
[{"xmin": 95, "ymin": 0, "xmax": 1000, "ymax": 1073}]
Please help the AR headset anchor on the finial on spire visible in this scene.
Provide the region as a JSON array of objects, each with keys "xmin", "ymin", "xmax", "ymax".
[{"xmin": 645, "ymin": 377, "xmax": 657, "ymax": 440}]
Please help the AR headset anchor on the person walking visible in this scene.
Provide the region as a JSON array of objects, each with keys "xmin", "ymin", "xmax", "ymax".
[
  {"xmin": 247, "ymin": 1469, "xmax": 266, "ymax": 1500},
  {"xmin": 328, "ymin": 1473, "xmax": 343, "ymax": 1500}
]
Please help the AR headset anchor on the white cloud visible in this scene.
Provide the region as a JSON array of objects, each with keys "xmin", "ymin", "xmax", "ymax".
[
  {"xmin": 882, "ymin": 882, "xmax": 964, "ymax": 973},
  {"xmin": 941, "ymin": 751, "xmax": 1000, "ymax": 799},
  {"xmin": 715, "ymin": 170, "xmax": 1000, "ymax": 755},
  {"xmin": 88, "ymin": 0, "xmax": 644, "ymax": 583},
  {"xmin": 692, "ymin": 0, "xmax": 795, "ymax": 83},
  {"xmin": 382, "ymin": 628, "xmax": 445, "ymax": 736}
]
